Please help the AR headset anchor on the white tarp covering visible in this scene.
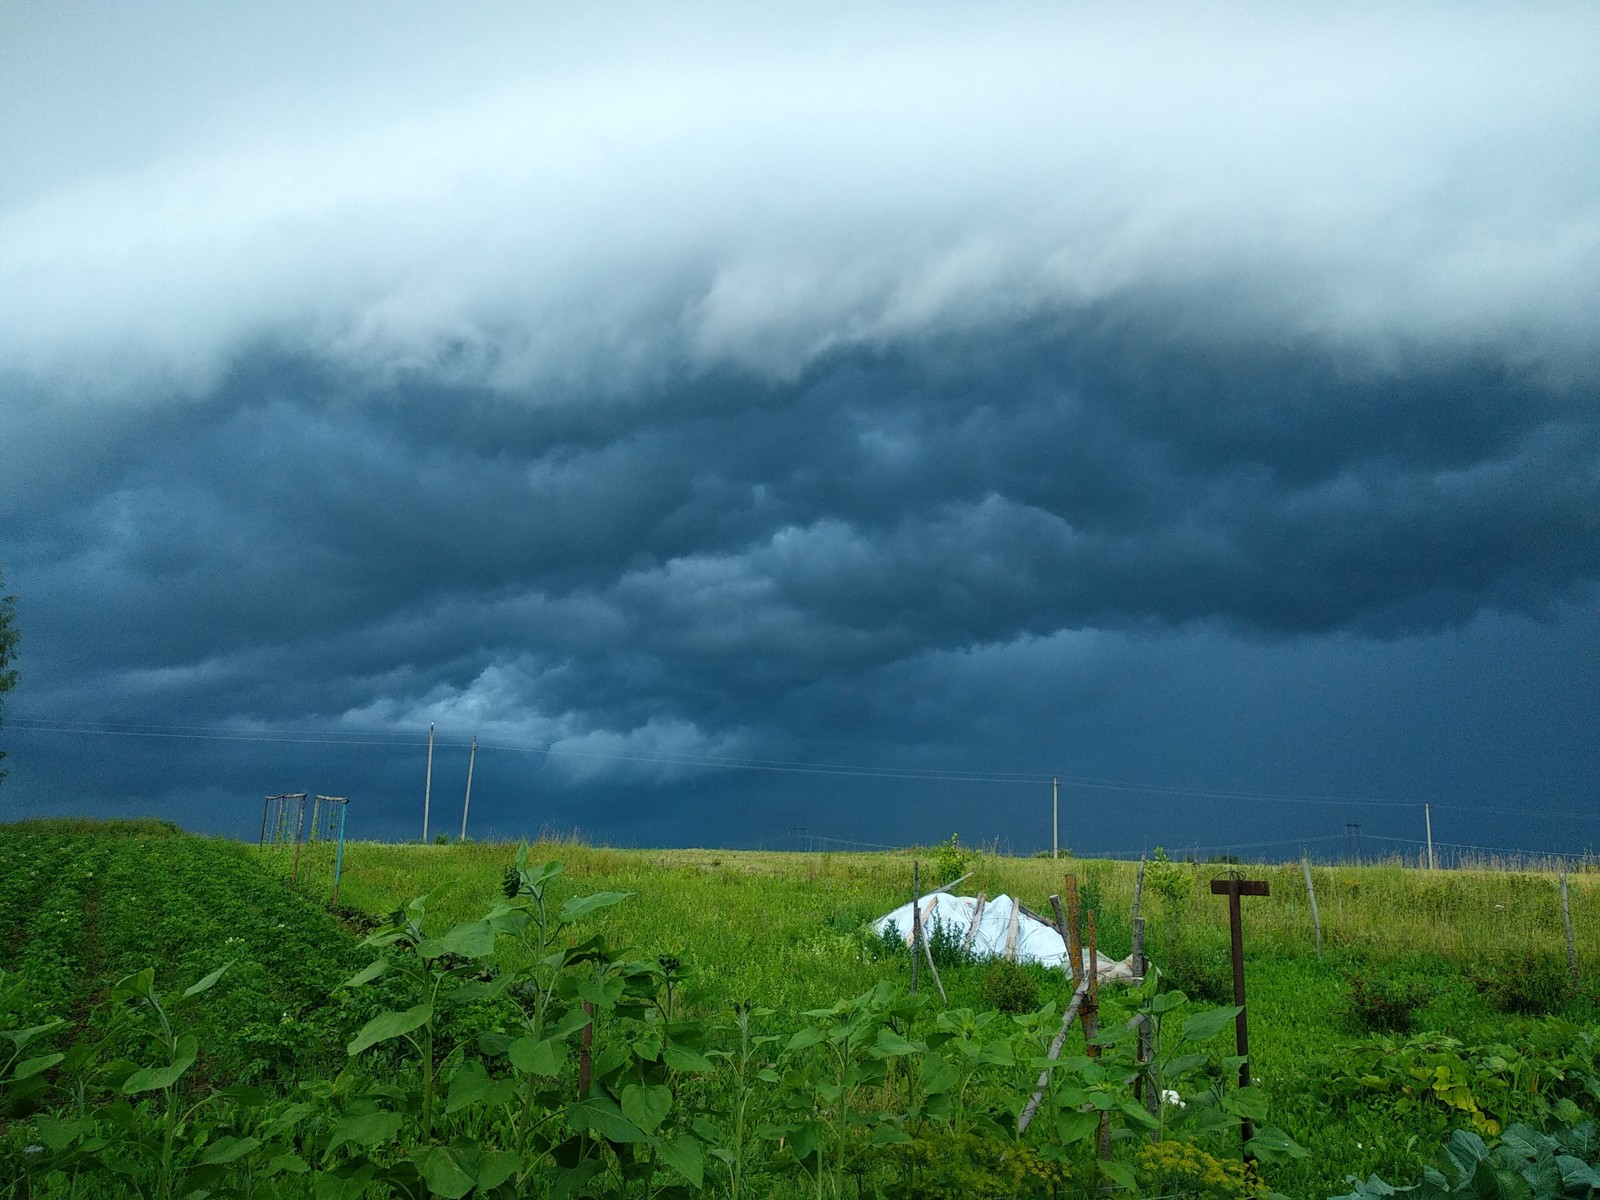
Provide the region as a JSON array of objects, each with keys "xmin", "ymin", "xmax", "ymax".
[{"xmin": 872, "ymin": 893, "xmax": 1139, "ymax": 982}]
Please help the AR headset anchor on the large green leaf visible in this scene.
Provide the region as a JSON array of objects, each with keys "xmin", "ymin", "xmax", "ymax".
[
  {"xmin": 868, "ymin": 1125, "xmax": 913, "ymax": 1147},
  {"xmin": 508, "ymin": 1035, "xmax": 564, "ymax": 1077},
  {"xmin": 415, "ymin": 1146, "xmax": 475, "ymax": 1199},
  {"xmin": 339, "ymin": 959, "xmax": 390, "ymax": 990},
  {"xmin": 1223, "ymin": 1085, "xmax": 1271, "ymax": 1123},
  {"xmin": 659, "ymin": 1134, "xmax": 704, "ymax": 1187},
  {"xmin": 423, "ymin": 919, "xmax": 496, "ymax": 960},
  {"xmin": 13, "ymin": 1052, "xmax": 64, "ymax": 1081},
  {"xmin": 3, "ymin": 1019, "xmax": 63, "ymax": 1050},
  {"xmin": 347, "ymin": 1004, "xmax": 431, "ymax": 1056},
  {"xmin": 198, "ymin": 1136, "xmax": 261, "ymax": 1165},
  {"xmin": 180, "ymin": 961, "xmax": 233, "ymax": 1000},
  {"xmin": 921, "ymin": 1056, "xmax": 958, "ymax": 1095},
  {"xmin": 123, "ymin": 1035, "xmax": 197, "ymax": 1094},
  {"xmin": 1179, "ymin": 1005, "xmax": 1242, "ymax": 1044},
  {"xmin": 1055, "ymin": 1109, "xmax": 1100, "ymax": 1144},
  {"xmin": 111, "ymin": 968, "xmax": 156, "ymax": 1003},
  {"xmin": 568, "ymin": 1096, "xmax": 648, "ymax": 1143},
  {"xmin": 446, "ymin": 1060, "xmax": 513, "ymax": 1113},
  {"xmin": 478, "ymin": 1150, "xmax": 521, "ymax": 1190},
  {"xmin": 785, "ymin": 1026, "xmax": 826, "ymax": 1053},
  {"xmin": 326, "ymin": 1110, "xmax": 404, "ymax": 1154},
  {"xmin": 662, "ymin": 1043, "xmax": 714, "ymax": 1074},
  {"xmin": 1246, "ymin": 1125, "xmax": 1310, "ymax": 1163},
  {"xmin": 872, "ymin": 1028, "xmax": 922, "ymax": 1057},
  {"xmin": 557, "ymin": 892, "xmax": 632, "ymax": 923},
  {"xmin": 620, "ymin": 1083, "xmax": 671, "ymax": 1134}
]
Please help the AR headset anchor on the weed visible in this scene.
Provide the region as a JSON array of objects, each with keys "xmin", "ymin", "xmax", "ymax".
[
  {"xmin": 1471, "ymin": 948, "xmax": 1575, "ymax": 1015},
  {"xmin": 1341, "ymin": 966, "xmax": 1430, "ymax": 1033},
  {"xmin": 978, "ymin": 959, "xmax": 1038, "ymax": 1014}
]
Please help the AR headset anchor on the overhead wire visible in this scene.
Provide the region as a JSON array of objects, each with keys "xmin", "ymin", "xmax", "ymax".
[{"xmin": 4, "ymin": 713, "xmax": 1588, "ymax": 825}]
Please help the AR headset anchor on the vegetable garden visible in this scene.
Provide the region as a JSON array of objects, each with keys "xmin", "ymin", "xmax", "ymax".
[{"xmin": 1, "ymin": 820, "xmax": 1597, "ymax": 1198}]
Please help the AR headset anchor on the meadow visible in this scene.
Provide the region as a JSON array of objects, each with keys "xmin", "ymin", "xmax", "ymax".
[{"xmin": 2, "ymin": 820, "xmax": 1597, "ymax": 1199}]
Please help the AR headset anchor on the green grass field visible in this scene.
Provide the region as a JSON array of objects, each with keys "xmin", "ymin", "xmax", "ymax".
[{"xmin": 3, "ymin": 821, "xmax": 1597, "ymax": 1198}]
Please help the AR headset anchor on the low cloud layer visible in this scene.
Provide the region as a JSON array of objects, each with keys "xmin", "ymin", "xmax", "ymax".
[{"xmin": 3, "ymin": 6, "xmax": 1597, "ymax": 852}]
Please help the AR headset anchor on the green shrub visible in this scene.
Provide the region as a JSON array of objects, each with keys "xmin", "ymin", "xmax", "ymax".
[
  {"xmin": 980, "ymin": 959, "xmax": 1039, "ymax": 1013},
  {"xmin": 1148, "ymin": 846, "xmax": 1193, "ymax": 911},
  {"xmin": 1155, "ymin": 928, "xmax": 1234, "ymax": 1005},
  {"xmin": 1341, "ymin": 966, "xmax": 1429, "ymax": 1033},
  {"xmin": 933, "ymin": 833, "xmax": 969, "ymax": 886},
  {"xmin": 1472, "ymin": 948, "xmax": 1575, "ymax": 1016}
]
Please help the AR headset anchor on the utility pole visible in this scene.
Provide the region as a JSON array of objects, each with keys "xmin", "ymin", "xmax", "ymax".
[
  {"xmin": 460, "ymin": 735, "xmax": 477, "ymax": 842},
  {"xmin": 1424, "ymin": 803, "xmax": 1435, "ymax": 870},
  {"xmin": 1052, "ymin": 776, "xmax": 1059, "ymax": 860},
  {"xmin": 423, "ymin": 722, "xmax": 435, "ymax": 844}
]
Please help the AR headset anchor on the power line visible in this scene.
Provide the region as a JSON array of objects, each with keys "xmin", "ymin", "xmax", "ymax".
[{"xmin": 5, "ymin": 713, "xmax": 1590, "ymax": 821}]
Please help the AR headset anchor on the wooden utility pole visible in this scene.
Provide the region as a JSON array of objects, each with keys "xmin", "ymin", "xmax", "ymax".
[
  {"xmin": 460, "ymin": 735, "xmax": 477, "ymax": 842},
  {"xmin": 1210, "ymin": 875, "xmax": 1269, "ymax": 1158},
  {"xmin": 1052, "ymin": 776, "xmax": 1059, "ymax": 860},
  {"xmin": 422, "ymin": 722, "xmax": 435, "ymax": 843},
  {"xmin": 1425, "ymin": 803, "xmax": 1435, "ymax": 870}
]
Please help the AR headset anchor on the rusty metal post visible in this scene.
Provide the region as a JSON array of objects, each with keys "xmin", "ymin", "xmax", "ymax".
[
  {"xmin": 1064, "ymin": 874, "xmax": 1082, "ymax": 991},
  {"xmin": 1211, "ymin": 875, "xmax": 1269, "ymax": 1156}
]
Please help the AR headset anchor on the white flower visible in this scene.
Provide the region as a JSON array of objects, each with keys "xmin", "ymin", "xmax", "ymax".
[{"xmin": 1160, "ymin": 1089, "xmax": 1185, "ymax": 1108}]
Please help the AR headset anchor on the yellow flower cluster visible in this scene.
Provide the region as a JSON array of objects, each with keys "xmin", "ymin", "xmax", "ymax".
[
  {"xmin": 1000, "ymin": 1143, "xmax": 1076, "ymax": 1189},
  {"xmin": 1137, "ymin": 1140, "xmax": 1265, "ymax": 1199}
]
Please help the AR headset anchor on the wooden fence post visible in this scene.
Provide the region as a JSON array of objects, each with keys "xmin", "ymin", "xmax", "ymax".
[
  {"xmin": 910, "ymin": 861, "xmax": 921, "ymax": 996},
  {"xmin": 1302, "ymin": 858, "xmax": 1323, "ymax": 962}
]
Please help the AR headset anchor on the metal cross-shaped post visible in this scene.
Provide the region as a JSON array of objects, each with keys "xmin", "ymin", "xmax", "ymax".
[{"xmin": 1210, "ymin": 875, "xmax": 1269, "ymax": 1154}]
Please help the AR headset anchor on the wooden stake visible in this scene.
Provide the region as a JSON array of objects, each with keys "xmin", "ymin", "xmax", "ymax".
[
  {"xmin": 1004, "ymin": 898, "xmax": 1021, "ymax": 962},
  {"xmin": 1064, "ymin": 875, "xmax": 1082, "ymax": 991},
  {"xmin": 1086, "ymin": 910, "xmax": 1109, "ymax": 1162},
  {"xmin": 1562, "ymin": 869, "xmax": 1578, "ymax": 986},
  {"xmin": 1302, "ymin": 858, "xmax": 1323, "ymax": 962},
  {"xmin": 910, "ymin": 861, "xmax": 920, "ymax": 996},
  {"xmin": 962, "ymin": 893, "xmax": 988, "ymax": 952},
  {"xmin": 1134, "ymin": 915, "xmax": 1156, "ymax": 1120},
  {"xmin": 922, "ymin": 925, "xmax": 949, "ymax": 1005},
  {"xmin": 1052, "ymin": 775, "xmax": 1059, "ymax": 860},
  {"xmin": 1015, "ymin": 975, "xmax": 1091, "ymax": 1134},
  {"xmin": 459, "ymin": 735, "xmax": 477, "ymax": 842},
  {"xmin": 423, "ymin": 722, "xmax": 435, "ymax": 844}
]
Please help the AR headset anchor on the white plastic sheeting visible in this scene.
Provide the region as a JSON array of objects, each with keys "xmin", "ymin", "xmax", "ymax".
[{"xmin": 872, "ymin": 893, "xmax": 1139, "ymax": 982}]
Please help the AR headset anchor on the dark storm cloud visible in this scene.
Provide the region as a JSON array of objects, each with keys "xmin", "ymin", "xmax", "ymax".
[{"xmin": 3, "ymin": 6, "xmax": 1599, "ymax": 846}]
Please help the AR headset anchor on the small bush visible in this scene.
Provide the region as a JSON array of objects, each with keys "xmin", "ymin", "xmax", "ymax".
[
  {"xmin": 1341, "ymin": 967, "xmax": 1428, "ymax": 1033},
  {"xmin": 926, "ymin": 915, "xmax": 976, "ymax": 969},
  {"xmin": 980, "ymin": 959, "xmax": 1040, "ymax": 1014},
  {"xmin": 1472, "ymin": 948, "xmax": 1575, "ymax": 1015},
  {"xmin": 933, "ymin": 833, "xmax": 969, "ymax": 886},
  {"xmin": 1156, "ymin": 930, "xmax": 1234, "ymax": 1005},
  {"xmin": 1148, "ymin": 846, "xmax": 1193, "ymax": 911}
]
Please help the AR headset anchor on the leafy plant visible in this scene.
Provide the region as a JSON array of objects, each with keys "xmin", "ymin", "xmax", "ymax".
[
  {"xmin": 933, "ymin": 834, "xmax": 969, "ymax": 887},
  {"xmin": 1342, "ymin": 966, "xmax": 1430, "ymax": 1033},
  {"xmin": 1334, "ymin": 1121, "xmax": 1600, "ymax": 1199},
  {"xmin": 979, "ymin": 960, "xmax": 1039, "ymax": 1014}
]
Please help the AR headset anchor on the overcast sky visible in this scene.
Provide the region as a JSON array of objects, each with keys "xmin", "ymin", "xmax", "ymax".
[{"xmin": 2, "ymin": 4, "xmax": 1597, "ymax": 860}]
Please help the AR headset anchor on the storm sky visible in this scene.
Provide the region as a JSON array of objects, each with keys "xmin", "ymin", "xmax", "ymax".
[{"xmin": 2, "ymin": 5, "xmax": 1597, "ymax": 859}]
